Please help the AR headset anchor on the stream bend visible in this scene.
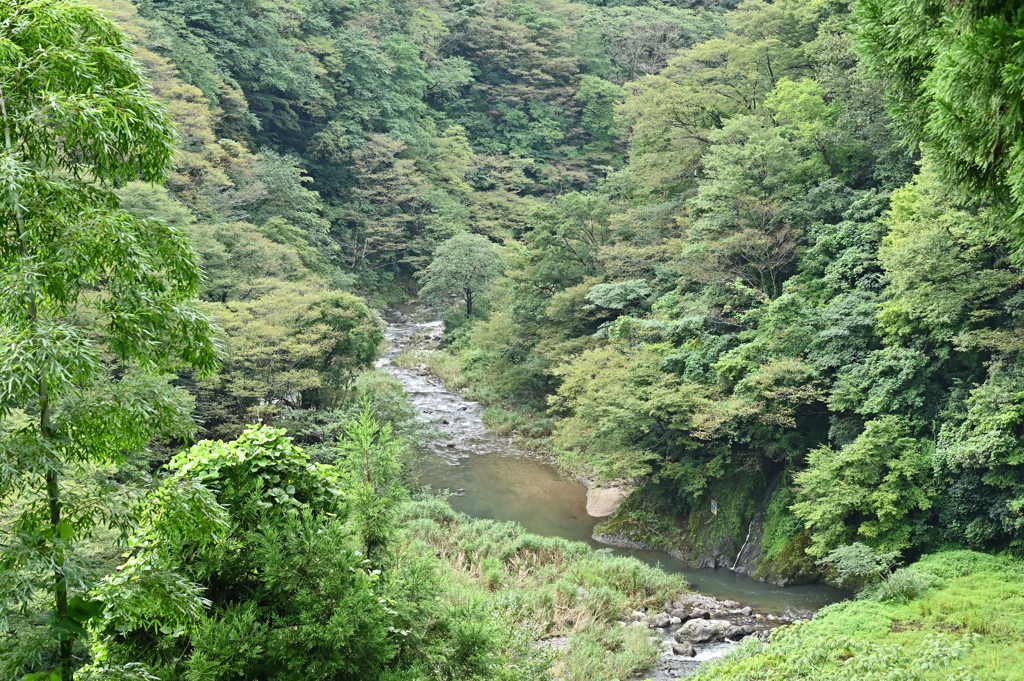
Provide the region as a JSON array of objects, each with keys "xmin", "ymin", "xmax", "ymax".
[{"xmin": 377, "ymin": 310, "xmax": 847, "ymax": 614}]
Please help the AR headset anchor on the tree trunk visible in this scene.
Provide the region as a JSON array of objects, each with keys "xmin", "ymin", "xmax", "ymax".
[
  {"xmin": 465, "ymin": 287, "xmax": 473, "ymax": 317},
  {"xmin": 3, "ymin": 89, "xmax": 72, "ymax": 681}
]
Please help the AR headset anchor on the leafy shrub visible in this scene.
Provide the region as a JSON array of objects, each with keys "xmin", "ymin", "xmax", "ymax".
[
  {"xmin": 818, "ymin": 542, "xmax": 939, "ymax": 602},
  {"xmin": 863, "ymin": 567, "xmax": 939, "ymax": 603},
  {"xmin": 818, "ymin": 542, "xmax": 900, "ymax": 589}
]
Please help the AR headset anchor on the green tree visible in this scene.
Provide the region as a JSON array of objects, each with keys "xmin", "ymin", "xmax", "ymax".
[
  {"xmin": 793, "ymin": 417, "xmax": 935, "ymax": 556},
  {"xmin": 853, "ymin": 0, "xmax": 1024, "ymax": 253},
  {"xmin": 0, "ymin": 1, "xmax": 218, "ymax": 678},
  {"xmin": 100, "ymin": 426, "xmax": 395, "ymax": 680},
  {"xmin": 336, "ymin": 404, "xmax": 404, "ymax": 565},
  {"xmin": 416, "ymin": 232, "xmax": 504, "ymax": 317}
]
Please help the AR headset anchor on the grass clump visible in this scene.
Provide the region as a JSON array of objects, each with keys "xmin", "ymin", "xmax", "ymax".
[
  {"xmin": 399, "ymin": 497, "xmax": 686, "ymax": 679},
  {"xmin": 396, "ymin": 349, "xmax": 470, "ymax": 390},
  {"xmin": 482, "ymin": 406, "xmax": 555, "ymax": 437},
  {"xmin": 689, "ymin": 550, "xmax": 1024, "ymax": 681}
]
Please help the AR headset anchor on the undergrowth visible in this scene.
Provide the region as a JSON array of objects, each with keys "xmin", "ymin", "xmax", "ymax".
[
  {"xmin": 399, "ymin": 497, "xmax": 685, "ymax": 680},
  {"xmin": 688, "ymin": 550, "xmax": 1024, "ymax": 681}
]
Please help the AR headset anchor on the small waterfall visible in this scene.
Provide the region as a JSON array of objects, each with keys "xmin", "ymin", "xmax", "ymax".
[
  {"xmin": 731, "ymin": 522, "xmax": 754, "ymax": 570},
  {"xmin": 729, "ymin": 471, "xmax": 784, "ymax": 573}
]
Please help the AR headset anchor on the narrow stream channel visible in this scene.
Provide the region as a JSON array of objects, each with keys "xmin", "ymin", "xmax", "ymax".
[{"xmin": 378, "ymin": 309, "xmax": 848, "ymax": 615}]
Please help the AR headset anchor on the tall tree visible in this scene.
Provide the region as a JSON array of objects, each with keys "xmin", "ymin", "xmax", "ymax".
[
  {"xmin": 853, "ymin": 0, "xmax": 1024, "ymax": 254},
  {"xmin": 416, "ymin": 232, "xmax": 504, "ymax": 317},
  {"xmin": 0, "ymin": 1, "xmax": 218, "ymax": 678}
]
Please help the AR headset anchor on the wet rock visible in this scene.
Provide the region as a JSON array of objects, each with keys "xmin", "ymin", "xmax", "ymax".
[
  {"xmin": 671, "ymin": 643, "xmax": 696, "ymax": 657},
  {"xmin": 724, "ymin": 624, "xmax": 755, "ymax": 640},
  {"xmin": 674, "ymin": 619, "xmax": 731, "ymax": 643},
  {"xmin": 648, "ymin": 613, "xmax": 671, "ymax": 629},
  {"xmin": 739, "ymin": 606, "xmax": 752, "ymax": 617},
  {"xmin": 689, "ymin": 608, "xmax": 710, "ymax": 620}
]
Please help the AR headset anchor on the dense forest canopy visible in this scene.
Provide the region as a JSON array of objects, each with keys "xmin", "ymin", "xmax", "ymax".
[{"xmin": 2, "ymin": 0, "xmax": 1024, "ymax": 678}]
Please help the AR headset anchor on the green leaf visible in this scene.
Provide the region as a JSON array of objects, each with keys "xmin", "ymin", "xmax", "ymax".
[
  {"xmin": 66, "ymin": 596, "xmax": 104, "ymax": 622},
  {"xmin": 55, "ymin": 615, "xmax": 89, "ymax": 640},
  {"xmin": 56, "ymin": 520, "xmax": 73, "ymax": 541}
]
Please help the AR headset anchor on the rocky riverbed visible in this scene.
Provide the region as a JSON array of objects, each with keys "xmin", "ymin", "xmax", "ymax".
[{"xmin": 621, "ymin": 592, "xmax": 809, "ymax": 679}]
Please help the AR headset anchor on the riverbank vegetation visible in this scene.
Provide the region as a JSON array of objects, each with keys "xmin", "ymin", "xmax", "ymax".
[
  {"xmin": 2, "ymin": 401, "xmax": 678, "ymax": 680},
  {"xmin": 692, "ymin": 550, "xmax": 1024, "ymax": 681},
  {"xmin": 3, "ymin": 0, "xmax": 1024, "ymax": 678}
]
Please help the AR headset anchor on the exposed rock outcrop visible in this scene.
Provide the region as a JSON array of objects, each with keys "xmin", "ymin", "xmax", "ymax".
[{"xmin": 730, "ymin": 471, "xmax": 783, "ymax": 577}]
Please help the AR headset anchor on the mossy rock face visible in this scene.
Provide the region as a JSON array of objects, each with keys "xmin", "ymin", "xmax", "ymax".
[
  {"xmin": 595, "ymin": 471, "xmax": 779, "ymax": 568},
  {"xmin": 751, "ymin": 479, "xmax": 822, "ymax": 585},
  {"xmin": 684, "ymin": 472, "xmax": 770, "ymax": 567},
  {"xmin": 753, "ymin": 530, "xmax": 821, "ymax": 585},
  {"xmin": 592, "ymin": 479, "xmax": 686, "ymax": 551},
  {"xmin": 593, "ymin": 471, "xmax": 825, "ymax": 584}
]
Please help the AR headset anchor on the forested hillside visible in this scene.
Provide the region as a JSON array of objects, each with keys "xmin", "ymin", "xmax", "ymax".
[
  {"xmin": 406, "ymin": 0, "xmax": 1024, "ymax": 584},
  {"xmin": 2, "ymin": 0, "xmax": 1024, "ymax": 678},
  {"xmin": 92, "ymin": 0, "xmax": 731, "ymax": 450}
]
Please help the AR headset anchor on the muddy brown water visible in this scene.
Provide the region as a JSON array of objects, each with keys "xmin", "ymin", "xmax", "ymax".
[{"xmin": 378, "ymin": 309, "xmax": 848, "ymax": 614}]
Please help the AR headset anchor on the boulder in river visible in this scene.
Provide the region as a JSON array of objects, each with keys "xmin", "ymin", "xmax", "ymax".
[
  {"xmin": 724, "ymin": 624, "xmax": 756, "ymax": 640},
  {"xmin": 674, "ymin": 619, "xmax": 731, "ymax": 643},
  {"xmin": 689, "ymin": 608, "xmax": 710, "ymax": 620},
  {"xmin": 670, "ymin": 608, "xmax": 688, "ymax": 620},
  {"xmin": 671, "ymin": 643, "xmax": 696, "ymax": 657}
]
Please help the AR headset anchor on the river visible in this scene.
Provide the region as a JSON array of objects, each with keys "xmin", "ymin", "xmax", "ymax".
[{"xmin": 377, "ymin": 309, "xmax": 847, "ymax": 615}]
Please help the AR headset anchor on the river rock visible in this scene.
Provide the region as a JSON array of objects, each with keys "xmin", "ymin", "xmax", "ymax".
[
  {"xmin": 674, "ymin": 619, "xmax": 731, "ymax": 643},
  {"xmin": 669, "ymin": 616, "xmax": 682, "ymax": 626},
  {"xmin": 722, "ymin": 600, "xmax": 741, "ymax": 609},
  {"xmin": 724, "ymin": 624, "xmax": 756, "ymax": 639},
  {"xmin": 739, "ymin": 606, "xmax": 752, "ymax": 617},
  {"xmin": 586, "ymin": 485, "xmax": 633, "ymax": 517},
  {"xmin": 670, "ymin": 608, "xmax": 688, "ymax": 620},
  {"xmin": 689, "ymin": 608, "xmax": 710, "ymax": 620},
  {"xmin": 671, "ymin": 643, "xmax": 696, "ymax": 657},
  {"xmin": 648, "ymin": 612, "xmax": 671, "ymax": 629}
]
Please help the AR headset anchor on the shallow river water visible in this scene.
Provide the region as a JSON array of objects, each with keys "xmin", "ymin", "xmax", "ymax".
[{"xmin": 378, "ymin": 310, "xmax": 847, "ymax": 614}]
